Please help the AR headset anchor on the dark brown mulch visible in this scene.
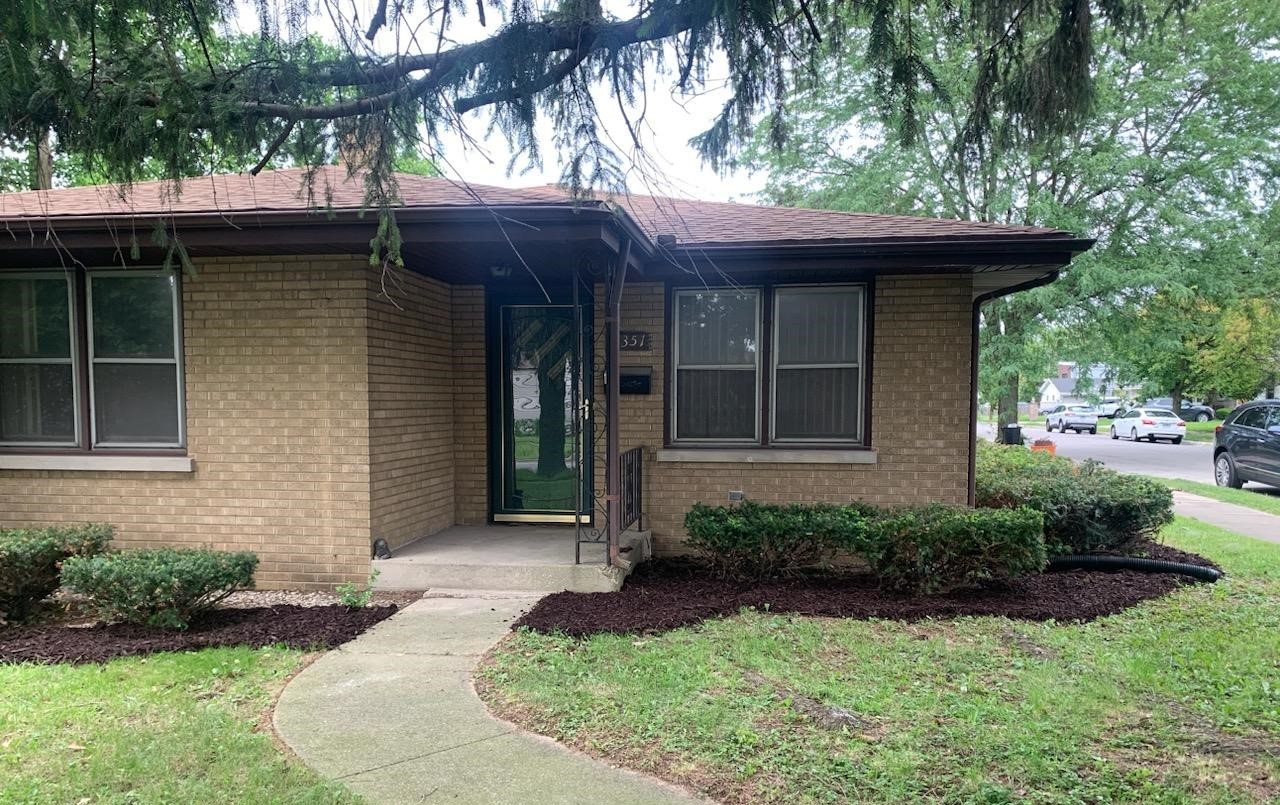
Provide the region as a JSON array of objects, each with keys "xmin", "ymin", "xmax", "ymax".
[
  {"xmin": 516, "ymin": 541, "xmax": 1221, "ymax": 637},
  {"xmin": 0, "ymin": 604, "xmax": 398, "ymax": 665}
]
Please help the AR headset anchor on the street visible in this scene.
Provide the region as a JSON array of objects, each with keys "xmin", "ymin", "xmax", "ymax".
[{"xmin": 979, "ymin": 422, "xmax": 1215, "ymax": 484}]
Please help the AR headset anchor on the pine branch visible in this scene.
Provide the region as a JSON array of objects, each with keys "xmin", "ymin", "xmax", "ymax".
[{"xmin": 453, "ymin": 40, "xmax": 594, "ymax": 114}]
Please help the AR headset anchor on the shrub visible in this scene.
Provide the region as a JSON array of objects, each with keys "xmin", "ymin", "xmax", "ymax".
[
  {"xmin": 684, "ymin": 501, "xmax": 875, "ymax": 581},
  {"xmin": 62, "ymin": 548, "xmax": 258, "ymax": 630},
  {"xmin": 1214, "ymin": 407, "xmax": 1233, "ymax": 420},
  {"xmin": 975, "ymin": 441, "xmax": 1173, "ymax": 554},
  {"xmin": 336, "ymin": 568, "xmax": 380, "ymax": 608},
  {"xmin": 0, "ymin": 524, "xmax": 113, "ymax": 624},
  {"xmin": 864, "ymin": 505, "xmax": 1046, "ymax": 594}
]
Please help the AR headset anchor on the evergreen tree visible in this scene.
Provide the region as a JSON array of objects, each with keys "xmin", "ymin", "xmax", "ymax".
[{"xmin": 0, "ymin": 0, "xmax": 1212, "ymax": 261}]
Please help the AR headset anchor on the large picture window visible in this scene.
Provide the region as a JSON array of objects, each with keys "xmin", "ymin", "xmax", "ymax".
[
  {"xmin": 0, "ymin": 269, "xmax": 184, "ymax": 451},
  {"xmin": 671, "ymin": 283, "xmax": 866, "ymax": 446}
]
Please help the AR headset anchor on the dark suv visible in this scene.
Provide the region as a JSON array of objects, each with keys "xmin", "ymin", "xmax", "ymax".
[{"xmin": 1214, "ymin": 401, "xmax": 1280, "ymax": 489}]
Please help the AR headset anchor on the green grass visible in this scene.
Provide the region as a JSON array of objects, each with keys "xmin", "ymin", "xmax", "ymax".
[
  {"xmin": 1149, "ymin": 476, "xmax": 1280, "ymax": 518},
  {"xmin": 0, "ymin": 646, "xmax": 357, "ymax": 804},
  {"xmin": 513, "ymin": 433, "xmax": 577, "ymax": 462},
  {"xmin": 1183, "ymin": 421, "xmax": 1223, "ymax": 443},
  {"xmin": 481, "ymin": 518, "xmax": 1280, "ymax": 804}
]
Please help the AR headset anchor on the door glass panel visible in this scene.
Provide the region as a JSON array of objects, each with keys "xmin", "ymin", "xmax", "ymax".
[{"xmin": 501, "ymin": 306, "xmax": 584, "ymax": 514}]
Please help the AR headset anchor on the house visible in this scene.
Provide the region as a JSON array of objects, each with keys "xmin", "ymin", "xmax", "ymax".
[
  {"xmin": 0, "ymin": 167, "xmax": 1092, "ymax": 590},
  {"xmin": 1037, "ymin": 378, "xmax": 1080, "ymax": 406},
  {"xmin": 1038, "ymin": 362, "xmax": 1138, "ymax": 406}
]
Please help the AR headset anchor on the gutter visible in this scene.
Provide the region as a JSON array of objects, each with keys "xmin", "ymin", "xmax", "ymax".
[{"xmin": 967, "ymin": 270, "xmax": 1061, "ymax": 506}]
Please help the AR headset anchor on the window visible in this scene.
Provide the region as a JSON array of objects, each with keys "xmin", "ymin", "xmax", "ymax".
[
  {"xmin": 673, "ymin": 289, "xmax": 760, "ymax": 441},
  {"xmin": 772, "ymin": 286, "xmax": 864, "ymax": 441},
  {"xmin": 671, "ymin": 284, "xmax": 867, "ymax": 446},
  {"xmin": 0, "ymin": 276, "xmax": 77, "ymax": 445},
  {"xmin": 1236, "ymin": 407, "xmax": 1269, "ymax": 430},
  {"xmin": 0, "ymin": 269, "xmax": 184, "ymax": 451}
]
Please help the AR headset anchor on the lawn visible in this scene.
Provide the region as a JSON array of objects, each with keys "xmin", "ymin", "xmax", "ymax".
[
  {"xmin": 480, "ymin": 518, "xmax": 1280, "ymax": 804},
  {"xmin": 1183, "ymin": 421, "xmax": 1223, "ymax": 443},
  {"xmin": 1150, "ymin": 476, "xmax": 1280, "ymax": 518},
  {"xmin": 0, "ymin": 646, "xmax": 356, "ymax": 804}
]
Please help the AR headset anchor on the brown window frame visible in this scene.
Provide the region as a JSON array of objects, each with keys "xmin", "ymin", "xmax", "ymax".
[
  {"xmin": 665, "ymin": 279, "xmax": 873, "ymax": 450},
  {"xmin": 0, "ymin": 267, "xmax": 187, "ymax": 457}
]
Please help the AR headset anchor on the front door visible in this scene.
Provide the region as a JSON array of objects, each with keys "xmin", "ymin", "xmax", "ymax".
[{"xmin": 490, "ymin": 303, "xmax": 591, "ymax": 523}]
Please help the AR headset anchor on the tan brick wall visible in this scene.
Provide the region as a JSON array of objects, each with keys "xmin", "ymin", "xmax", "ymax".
[
  {"xmin": 367, "ymin": 270, "xmax": 456, "ymax": 550},
  {"xmin": 0, "ymin": 267, "xmax": 974, "ymax": 581},
  {"xmin": 606, "ymin": 275, "xmax": 974, "ymax": 554},
  {"xmin": 0, "ymin": 256, "xmax": 374, "ymax": 588},
  {"xmin": 451, "ymin": 285, "xmax": 488, "ymax": 524}
]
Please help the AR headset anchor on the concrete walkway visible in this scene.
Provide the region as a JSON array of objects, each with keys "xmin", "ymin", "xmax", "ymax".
[
  {"xmin": 1174, "ymin": 491, "xmax": 1280, "ymax": 545},
  {"xmin": 274, "ymin": 593, "xmax": 703, "ymax": 805}
]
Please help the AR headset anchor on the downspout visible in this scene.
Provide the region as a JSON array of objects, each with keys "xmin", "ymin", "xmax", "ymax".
[
  {"xmin": 604, "ymin": 237, "xmax": 633, "ymax": 566},
  {"xmin": 968, "ymin": 270, "xmax": 1060, "ymax": 506}
]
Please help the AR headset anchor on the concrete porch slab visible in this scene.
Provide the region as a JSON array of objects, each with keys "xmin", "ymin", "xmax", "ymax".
[{"xmin": 372, "ymin": 525, "xmax": 650, "ymax": 593}]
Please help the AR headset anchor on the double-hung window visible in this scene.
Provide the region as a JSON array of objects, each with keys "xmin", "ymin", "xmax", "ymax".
[
  {"xmin": 672, "ymin": 284, "xmax": 866, "ymax": 446},
  {"xmin": 673, "ymin": 289, "xmax": 761, "ymax": 441},
  {"xmin": 0, "ymin": 269, "xmax": 184, "ymax": 451}
]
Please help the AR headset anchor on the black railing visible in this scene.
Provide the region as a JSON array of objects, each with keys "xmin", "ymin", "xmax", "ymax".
[{"xmin": 620, "ymin": 446, "xmax": 643, "ymax": 532}]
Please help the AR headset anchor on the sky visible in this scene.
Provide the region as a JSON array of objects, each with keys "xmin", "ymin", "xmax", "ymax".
[{"xmin": 234, "ymin": 0, "xmax": 768, "ymax": 203}]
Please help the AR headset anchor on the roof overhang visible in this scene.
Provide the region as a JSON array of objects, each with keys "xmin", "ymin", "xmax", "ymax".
[{"xmin": 0, "ymin": 202, "xmax": 1089, "ymax": 281}]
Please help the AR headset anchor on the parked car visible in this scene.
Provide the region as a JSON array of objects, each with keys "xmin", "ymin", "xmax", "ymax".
[
  {"xmin": 1109, "ymin": 408, "xmax": 1185, "ymax": 443},
  {"xmin": 1096, "ymin": 397, "xmax": 1128, "ymax": 418},
  {"xmin": 1145, "ymin": 397, "xmax": 1215, "ymax": 422},
  {"xmin": 1213, "ymin": 400, "xmax": 1280, "ymax": 489},
  {"xmin": 1046, "ymin": 404, "xmax": 1098, "ymax": 434}
]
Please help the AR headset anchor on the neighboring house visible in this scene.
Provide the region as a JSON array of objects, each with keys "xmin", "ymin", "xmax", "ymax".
[
  {"xmin": 0, "ymin": 167, "xmax": 1092, "ymax": 589},
  {"xmin": 1037, "ymin": 378, "xmax": 1080, "ymax": 406},
  {"xmin": 1039, "ymin": 362, "xmax": 1138, "ymax": 406}
]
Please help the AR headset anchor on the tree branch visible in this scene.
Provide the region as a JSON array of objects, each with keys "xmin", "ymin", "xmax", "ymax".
[
  {"xmin": 453, "ymin": 39, "xmax": 594, "ymax": 114},
  {"xmin": 250, "ymin": 119, "xmax": 296, "ymax": 174},
  {"xmin": 365, "ymin": 0, "xmax": 390, "ymax": 41}
]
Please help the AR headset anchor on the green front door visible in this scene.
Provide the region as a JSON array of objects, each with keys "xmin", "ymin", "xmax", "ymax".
[{"xmin": 491, "ymin": 303, "xmax": 591, "ymax": 523}]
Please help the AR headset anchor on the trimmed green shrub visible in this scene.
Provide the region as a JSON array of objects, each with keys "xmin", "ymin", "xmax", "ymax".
[
  {"xmin": 62, "ymin": 548, "xmax": 258, "ymax": 630},
  {"xmin": 0, "ymin": 524, "xmax": 113, "ymax": 624},
  {"xmin": 684, "ymin": 501, "xmax": 875, "ymax": 581},
  {"xmin": 975, "ymin": 441, "xmax": 1173, "ymax": 554},
  {"xmin": 1214, "ymin": 407, "xmax": 1233, "ymax": 420},
  {"xmin": 864, "ymin": 505, "xmax": 1046, "ymax": 594}
]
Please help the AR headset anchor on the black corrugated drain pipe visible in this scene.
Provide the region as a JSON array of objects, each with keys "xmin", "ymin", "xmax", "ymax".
[{"xmin": 1048, "ymin": 555, "xmax": 1223, "ymax": 583}]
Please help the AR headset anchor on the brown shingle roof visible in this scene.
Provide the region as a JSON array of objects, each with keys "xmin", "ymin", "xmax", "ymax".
[{"xmin": 0, "ymin": 165, "xmax": 1071, "ymax": 248}]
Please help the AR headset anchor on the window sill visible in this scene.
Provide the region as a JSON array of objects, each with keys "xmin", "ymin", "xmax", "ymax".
[
  {"xmin": 0, "ymin": 454, "xmax": 195, "ymax": 473},
  {"xmin": 656, "ymin": 448, "xmax": 876, "ymax": 465}
]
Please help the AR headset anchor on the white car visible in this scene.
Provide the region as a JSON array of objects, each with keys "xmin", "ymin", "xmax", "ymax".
[
  {"xmin": 1046, "ymin": 404, "xmax": 1098, "ymax": 434},
  {"xmin": 1110, "ymin": 408, "xmax": 1186, "ymax": 444}
]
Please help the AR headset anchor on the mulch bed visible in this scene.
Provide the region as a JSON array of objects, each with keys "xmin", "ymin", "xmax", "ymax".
[
  {"xmin": 0, "ymin": 604, "xmax": 398, "ymax": 665},
  {"xmin": 516, "ymin": 541, "xmax": 1221, "ymax": 637}
]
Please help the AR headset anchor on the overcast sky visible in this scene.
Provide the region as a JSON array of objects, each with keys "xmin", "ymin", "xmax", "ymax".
[{"xmin": 235, "ymin": 1, "xmax": 767, "ymax": 202}]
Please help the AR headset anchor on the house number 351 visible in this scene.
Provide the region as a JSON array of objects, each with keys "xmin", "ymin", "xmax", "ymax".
[{"xmin": 619, "ymin": 332, "xmax": 651, "ymax": 351}]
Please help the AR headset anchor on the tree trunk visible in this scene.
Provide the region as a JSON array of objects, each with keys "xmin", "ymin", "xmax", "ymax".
[
  {"xmin": 33, "ymin": 128, "xmax": 53, "ymax": 190},
  {"xmin": 1171, "ymin": 380, "xmax": 1185, "ymax": 418},
  {"xmin": 995, "ymin": 376, "xmax": 1020, "ymax": 443},
  {"xmin": 535, "ymin": 355, "xmax": 569, "ymax": 477}
]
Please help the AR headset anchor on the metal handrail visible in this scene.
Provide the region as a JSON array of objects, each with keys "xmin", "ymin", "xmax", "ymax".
[{"xmin": 620, "ymin": 446, "xmax": 643, "ymax": 532}]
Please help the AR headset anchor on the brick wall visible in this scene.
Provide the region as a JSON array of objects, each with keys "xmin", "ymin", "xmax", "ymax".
[
  {"xmin": 451, "ymin": 285, "xmax": 488, "ymax": 524},
  {"xmin": 606, "ymin": 275, "xmax": 974, "ymax": 554},
  {"xmin": 0, "ymin": 265, "xmax": 975, "ymax": 581},
  {"xmin": 367, "ymin": 270, "xmax": 456, "ymax": 550},
  {"xmin": 0, "ymin": 256, "xmax": 374, "ymax": 588}
]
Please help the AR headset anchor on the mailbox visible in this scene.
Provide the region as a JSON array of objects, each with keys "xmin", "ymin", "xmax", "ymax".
[{"xmin": 620, "ymin": 366, "xmax": 652, "ymax": 395}]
